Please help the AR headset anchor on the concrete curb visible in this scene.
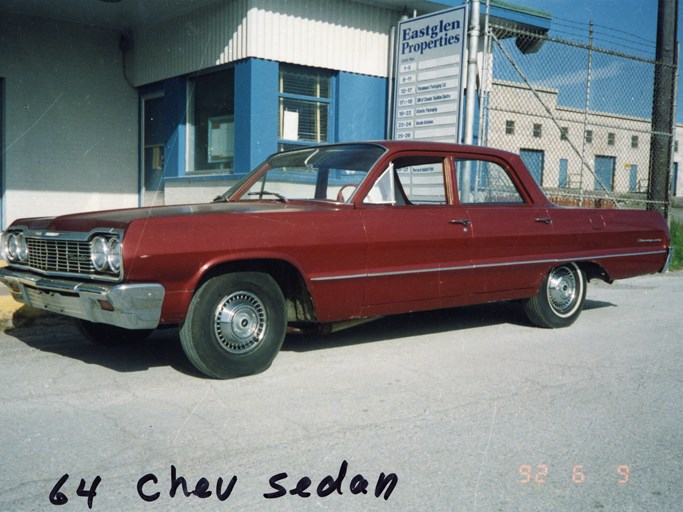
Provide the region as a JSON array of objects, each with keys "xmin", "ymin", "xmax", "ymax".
[
  {"xmin": 0, "ymin": 289, "xmax": 64, "ymax": 330},
  {"xmin": 0, "ymin": 292, "xmax": 39, "ymax": 330},
  {"xmin": 0, "ymin": 292, "xmax": 22, "ymax": 319},
  {"xmin": 0, "ymin": 260, "xmax": 19, "ymax": 323},
  {"xmin": 0, "ymin": 260, "xmax": 55, "ymax": 328}
]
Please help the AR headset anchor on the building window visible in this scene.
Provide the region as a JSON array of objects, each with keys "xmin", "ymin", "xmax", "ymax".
[
  {"xmin": 279, "ymin": 64, "xmax": 332, "ymax": 150},
  {"xmin": 607, "ymin": 132, "xmax": 615, "ymax": 146},
  {"xmin": 631, "ymin": 135, "xmax": 639, "ymax": 149},
  {"xmin": 505, "ymin": 120, "xmax": 515, "ymax": 135},
  {"xmin": 187, "ymin": 68, "xmax": 235, "ymax": 173},
  {"xmin": 675, "ymin": 140, "xmax": 679, "ymax": 152},
  {"xmin": 560, "ymin": 127, "xmax": 569, "ymax": 141},
  {"xmin": 585, "ymin": 130, "xmax": 593, "ymax": 144},
  {"xmin": 533, "ymin": 123, "xmax": 542, "ymax": 138}
]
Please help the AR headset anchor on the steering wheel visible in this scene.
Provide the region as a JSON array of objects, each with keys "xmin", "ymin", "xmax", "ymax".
[{"xmin": 336, "ymin": 184, "xmax": 357, "ymax": 203}]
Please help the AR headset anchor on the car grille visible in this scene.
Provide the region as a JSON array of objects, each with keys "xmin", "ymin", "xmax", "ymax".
[{"xmin": 25, "ymin": 238, "xmax": 96, "ymax": 275}]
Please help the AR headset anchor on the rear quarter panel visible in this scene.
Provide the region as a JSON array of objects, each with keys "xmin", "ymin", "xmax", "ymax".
[{"xmin": 548, "ymin": 206, "xmax": 670, "ymax": 280}]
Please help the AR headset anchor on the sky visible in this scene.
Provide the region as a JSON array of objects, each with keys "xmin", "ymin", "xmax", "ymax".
[{"xmin": 499, "ymin": 0, "xmax": 682, "ymax": 123}]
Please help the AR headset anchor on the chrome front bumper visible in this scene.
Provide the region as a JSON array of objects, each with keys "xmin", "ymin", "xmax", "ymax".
[{"xmin": 0, "ymin": 267, "xmax": 164, "ymax": 330}]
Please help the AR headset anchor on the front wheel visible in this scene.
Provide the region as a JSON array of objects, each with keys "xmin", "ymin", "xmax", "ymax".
[
  {"xmin": 179, "ymin": 272, "xmax": 286, "ymax": 378},
  {"xmin": 523, "ymin": 263, "xmax": 586, "ymax": 328}
]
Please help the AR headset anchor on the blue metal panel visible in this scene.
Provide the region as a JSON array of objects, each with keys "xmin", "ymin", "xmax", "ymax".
[
  {"xmin": 163, "ymin": 77, "xmax": 187, "ymax": 179},
  {"xmin": 519, "ymin": 149, "xmax": 544, "ymax": 186},
  {"xmin": 594, "ymin": 155, "xmax": 615, "ymax": 191},
  {"xmin": 559, "ymin": 158, "xmax": 568, "ymax": 188},
  {"xmin": 336, "ymin": 72, "xmax": 387, "ymax": 141},
  {"xmin": 234, "ymin": 58, "xmax": 279, "ymax": 174},
  {"xmin": 672, "ymin": 162, "xmax": 678, "ymax": 196},
  {"xmin": 629, "ymin": 164, "xmax": 638, "ymax": 192}
]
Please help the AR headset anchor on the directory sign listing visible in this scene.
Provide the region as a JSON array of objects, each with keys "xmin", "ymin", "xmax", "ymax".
[{"xmin": 393, "ymin": 6, "xmax": 467, "ymax": 143}]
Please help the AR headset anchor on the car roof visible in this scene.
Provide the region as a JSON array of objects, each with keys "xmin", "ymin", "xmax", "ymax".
[{"xmin": 297, "ymin": 140, "xmax": 521, "ymax": 161}]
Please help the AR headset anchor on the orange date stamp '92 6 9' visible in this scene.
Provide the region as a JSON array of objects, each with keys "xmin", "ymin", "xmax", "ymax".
[{"xmin": 518, "ymin": 464, "xmax": 630, "ymax": 485}]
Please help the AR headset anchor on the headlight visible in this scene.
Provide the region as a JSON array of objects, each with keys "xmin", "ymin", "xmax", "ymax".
[
  {"xmin": 90, "ymin": 236, "xmax": 109, "ymax": 271},
  {"xmin": 3, "ymin": 232, "xmax": 28, "ymax": 262},
  {"xmin": 15, "ymin": 234, "xmax": 29, "ymax": 261},
  {"xmin": 5, "ymin": 233, "xmax": 18, "ymax": 260},
  {"xmin": 90, "ymin": 235, "xmax": 122, "ymax": 273},
  {"xmin": 107, "ymin": 238, "xmax": 121, "ymax": 272}
]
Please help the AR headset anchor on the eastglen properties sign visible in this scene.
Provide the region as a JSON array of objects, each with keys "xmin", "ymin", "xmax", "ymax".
[{"xmin": 393, "ymin": 6, "xmax": 467, "ymax": 143}]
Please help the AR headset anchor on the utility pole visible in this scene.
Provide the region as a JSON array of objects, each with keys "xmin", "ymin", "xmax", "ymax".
[
  {"xmin": 464, "ymin": 0, "xmax": 480, "ymax": 146},
  {"xmin": 648, "ymin": 0, "xmax": 678, "ymax": 218}
]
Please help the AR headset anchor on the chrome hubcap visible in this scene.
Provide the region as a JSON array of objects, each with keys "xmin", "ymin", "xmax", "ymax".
[
  {"xmin": 214, "ymin": 291, "xmax": 267, "ymax": 354},
  {"xmin": 547, "ymin": 266, "xmax": 577, "ymax": 314}
]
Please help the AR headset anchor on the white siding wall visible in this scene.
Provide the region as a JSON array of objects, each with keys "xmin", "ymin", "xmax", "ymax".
[
  {"xmin": 246, "ymin": 0, "xmax": 394, "ymax": 76},
  {"xmin": 132, "ymin": 0, "xmax": 398, "ymax": 86},
  {"xmin": 0, "ymin": 14, "xmax": 138, "ymax": 227}
]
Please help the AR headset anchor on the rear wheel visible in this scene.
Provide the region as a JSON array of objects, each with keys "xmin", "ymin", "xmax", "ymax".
[
  {"xmin": 77, "ymin": 320, "xmax": 153, "ymax": 345},
  {"xmin": 179, "ymin": 272, "xmax": 286, "ymax": 378},
  {"xmin": 524, "ymin": 263, "xmax": 586, "ymax": 328}
]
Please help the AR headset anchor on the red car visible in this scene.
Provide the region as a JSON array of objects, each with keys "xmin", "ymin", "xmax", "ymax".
[{"xmin": 0, "ymin": 141, "xmax": 673, "ymax": 378}]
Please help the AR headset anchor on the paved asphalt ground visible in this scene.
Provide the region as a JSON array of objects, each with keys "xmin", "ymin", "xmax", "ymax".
[{"xmin": 0, "ymin": 270, "xmax": 681, "ymax": 512}]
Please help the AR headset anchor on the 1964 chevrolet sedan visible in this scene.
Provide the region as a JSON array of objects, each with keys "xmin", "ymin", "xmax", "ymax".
[{"xmin": 0, "ymin": 142, "xmax": 673, "ymax": 378}]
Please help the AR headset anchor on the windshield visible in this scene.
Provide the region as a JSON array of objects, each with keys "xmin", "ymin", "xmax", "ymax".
[{"xmin": 226, "ymin": 144, "xmax": 386, "ymax": 203}]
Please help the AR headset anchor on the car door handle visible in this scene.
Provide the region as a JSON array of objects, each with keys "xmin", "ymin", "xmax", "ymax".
[
  {"xmin": 535, "ymin": 217, "xmax": 553, "ymax": 224},
  {"xmin": 449, "ymin": 219, "xmax": 471, "ymax": 226}
]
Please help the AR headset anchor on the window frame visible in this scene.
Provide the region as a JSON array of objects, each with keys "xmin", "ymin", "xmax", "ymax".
[
  {"xmin": 278, "ymin": 64, "xmax": 335, "ymax": 150},
  {"xmin": 186, "ymin": 66, "xmax": 235, "ymax": 175},
  {"xmin": 362, "ymin": 153, "xmax": 451, "ymax": 207},
  {"xmin": 140, "ymin": 91, "xmax": 166, "ymax": 205},
  {"xmin": 505, "ymin": 120, "xmax": 515, "ymax": 135},
  {"xmin": 532, "ymin": 123, "xmax": 542, "ymax": 138}
]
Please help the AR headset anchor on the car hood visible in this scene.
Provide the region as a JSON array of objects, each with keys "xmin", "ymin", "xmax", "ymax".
[{"xmin": 12, "ymin": 201, "xmax": 345, "ymax": 232}]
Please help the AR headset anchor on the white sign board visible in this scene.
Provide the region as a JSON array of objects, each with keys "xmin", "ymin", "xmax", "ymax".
[{"xmin": 393, "ymin": 6, "xmax": 467, "ymax": 143}]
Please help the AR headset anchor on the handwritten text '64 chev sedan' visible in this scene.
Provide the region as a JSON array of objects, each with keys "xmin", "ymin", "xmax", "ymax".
[{"xmin": 0, "ymin": 142, "xmax": 673, "ymax": 378}]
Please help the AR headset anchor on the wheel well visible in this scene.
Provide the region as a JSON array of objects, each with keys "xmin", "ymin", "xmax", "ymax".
[
  {"xmin": 576, "ymin": 261, "xmax": 612, "ymax": 283},
  {"xmin": 197, "ymin": 259, "xmax": 317, "ymax": 323}
]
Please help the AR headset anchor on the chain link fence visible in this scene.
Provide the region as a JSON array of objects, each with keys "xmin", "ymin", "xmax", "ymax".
[{"xmin": 480, "ymin": 23, "xmax": 673, "ymax": 210}]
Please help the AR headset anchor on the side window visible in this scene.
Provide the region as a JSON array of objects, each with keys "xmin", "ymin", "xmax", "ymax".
[
  {"xmin": 364, "ymin": 156, "xmax": 447, "ymax": 206},
  {"xmin": 456, "ymin": 159, "xmax": 524, "ymax": 204},
  {"xmin": 365, "ymin": 165, "xmax": 397, "ymax": 204}
]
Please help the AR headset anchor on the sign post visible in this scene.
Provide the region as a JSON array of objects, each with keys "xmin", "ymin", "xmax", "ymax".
[{"xmin": 393, "ymin": 6, "xmax": 468, "ymax": 143}]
